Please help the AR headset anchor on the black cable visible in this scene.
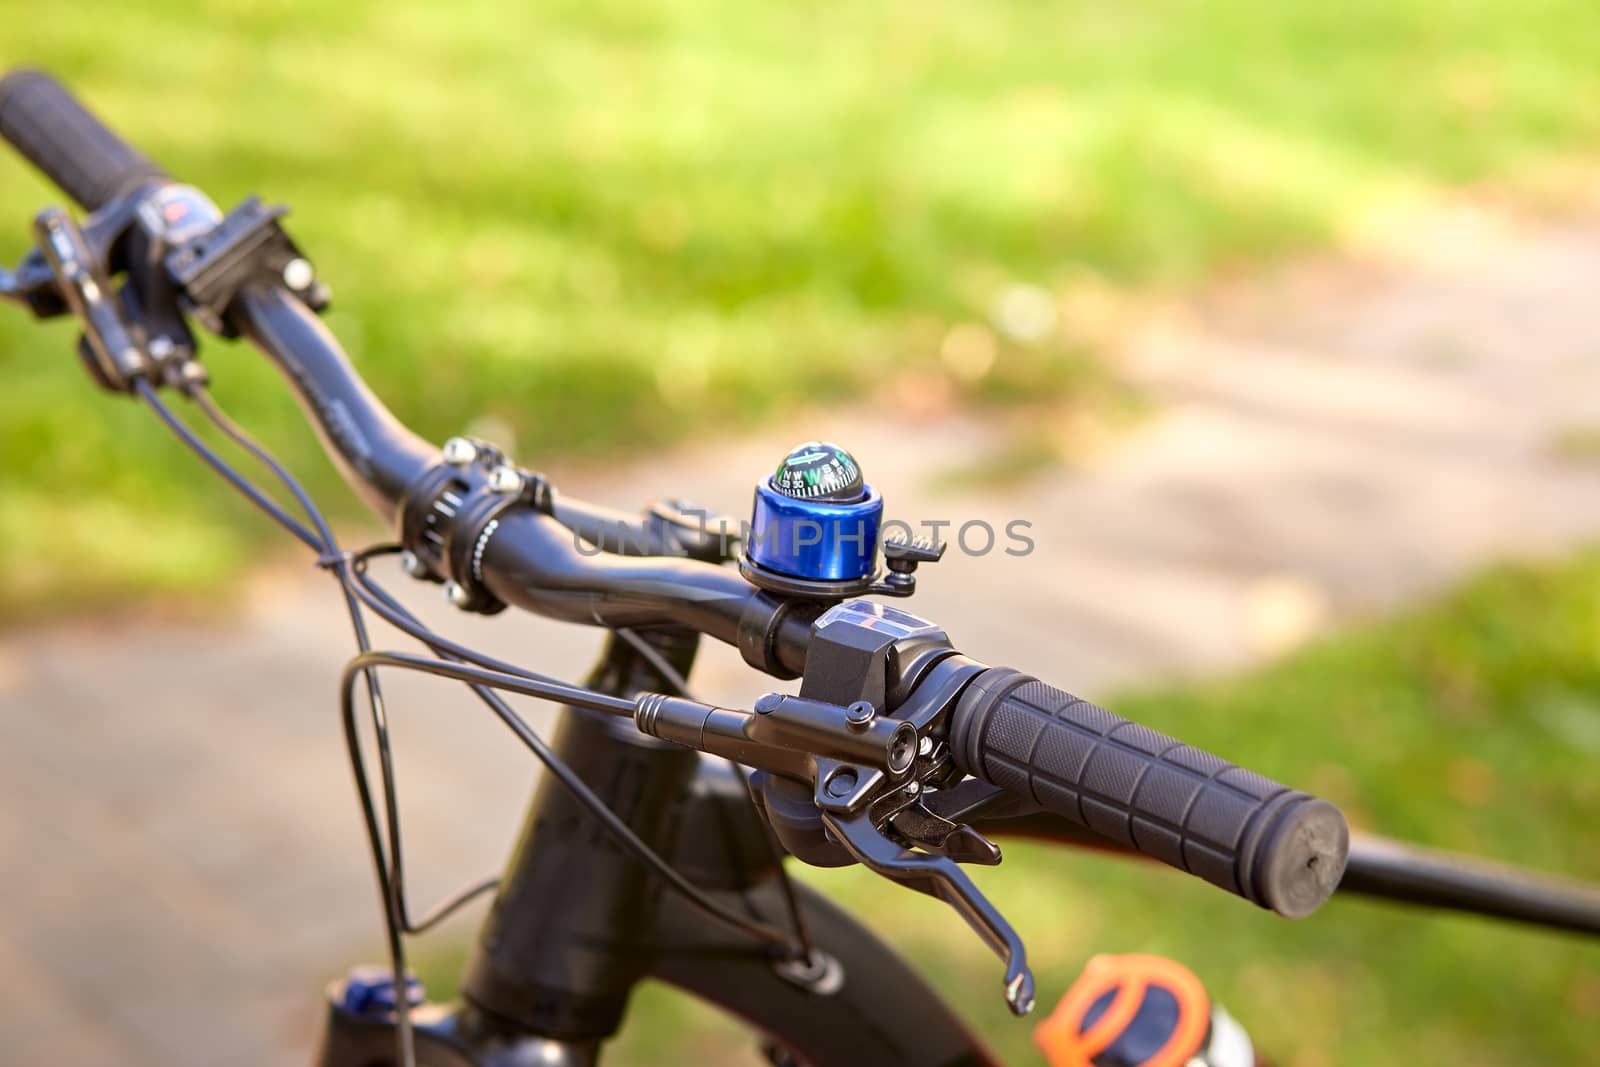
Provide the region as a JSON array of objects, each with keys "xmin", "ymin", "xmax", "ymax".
[
  {"xmin": 339, "ymin": 651, "xmax": 802, "ymax": 952},
  {"xmin": 184, "ymin": 387, "xmax": 330, "ymax": 543},
  {"xmin": 343, "ymin": 561, "xmax": 811, "ymax": 953},
  {"xmin": 345, "ymin": 547, "xmax": 576, "ymax": 688},
  {"xmin": 144, "ymin": 379, "xmax": 421, "ymax": 1065},
  {"xmin": 612, "ymin": 626, "xmax": 695, "ymax": 697},
  {"xmin": 165, "ymin": 382, "xmax": 808, "ymax": 947},
  {"xmin": 170, "ymin": 385, "xmax": 537, "ymax": 1059},
  {"xmin": 136, "ymin": 379, "xmax": 321, "ymax": 550},
  {"xmin": 144, "ymin": 375, "xmax": 810, "ymax": 1067},
  {"xmin": 184, "ymin": 389, "xmax": 509, "ymax": 937},
  {"xmin": 343, "ymin": 650, "xmax": 635, "ymax": 715}
]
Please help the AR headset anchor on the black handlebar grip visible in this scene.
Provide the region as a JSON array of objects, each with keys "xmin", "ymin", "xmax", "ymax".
[
  {"xmin": 0, "ymin": 69, "xmax": 167, "ymax": 211},
  {"xmin": 949, "ymin": 668, "xmax": 1348, "ymax": 917}
]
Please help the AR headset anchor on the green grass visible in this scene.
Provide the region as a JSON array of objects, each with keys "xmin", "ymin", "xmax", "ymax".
[
  {"xmin": 6, "ymin": 1, "xmax": 1600, "ymax": 615},
  {"xmin": 411, "ymin": 548, "xmax": 1600, "ymax": 1065}
]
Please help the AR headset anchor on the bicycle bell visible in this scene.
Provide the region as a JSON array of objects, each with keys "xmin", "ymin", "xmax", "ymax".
[{"xmin": 739, "ymin": 441, "xmax": 883, "ymax": 597}]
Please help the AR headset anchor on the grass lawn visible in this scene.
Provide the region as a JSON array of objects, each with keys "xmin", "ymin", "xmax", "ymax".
[
  {"xmin": 408, "ymin": 547, "xmax": 1600, "ymax": 1065},
  {"xmin": 4, "ymin": 3, "xmax": 1600, "ymax": 616}
]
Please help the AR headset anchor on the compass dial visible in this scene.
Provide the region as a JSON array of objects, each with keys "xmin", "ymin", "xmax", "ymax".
[{"xmin": 771, "ymin": 441, "xmax": 864, "ymax": 502}]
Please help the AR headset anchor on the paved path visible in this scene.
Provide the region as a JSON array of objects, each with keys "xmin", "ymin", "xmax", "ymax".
[{"xmin": 3, "ymin": 203, "xmax": 1600, "ymax": 1064}]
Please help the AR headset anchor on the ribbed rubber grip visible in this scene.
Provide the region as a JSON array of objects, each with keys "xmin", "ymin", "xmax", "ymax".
[
  {"xmin": 0, "ymin": 69, "xmax": 167, "ymax": 211},
  {"xmin": 949, "ymin": 668, "xmax": 1347, "ymax": 917}
]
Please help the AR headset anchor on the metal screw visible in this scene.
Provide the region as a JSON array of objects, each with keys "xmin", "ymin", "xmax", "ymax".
[
  {"xmin": 845, "ymin": 701, "xmax": 875, "ymax": 727},
  {"xmin": 282, "ymin": 257, "xmax": 315, "ymax": 291},
  {"xmin": 399, "ymin": 551, "xmax": 426, "ymax": 578},
  {"xmin": 904, "ymin": 780, "xmax": 921, "ymax": 796},
  {"xmin": 917, "ymin": 736, "xmax": 934, "ymax": 757},
  {"xmin": 148, "ymin": 335, "xmax": 176, "ymax": 361},
  {"xmin": 442, "ymin": 437, "xmax": 477, "ymax": 465},
  {"xmin": 488, "ymin": 465, "xmax": 524, "ymax": 495},
  {"xmin": 445, "ymin": 581, "xmax": 471, "ymax": 609}
]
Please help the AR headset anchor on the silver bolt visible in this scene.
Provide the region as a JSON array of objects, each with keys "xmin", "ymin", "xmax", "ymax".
[
  {"xmin": 445, "ymin": 581, "xmax": 471, "ymax": 608},
  {"xmin": 442, "ymin": 437, "xmax": 477, "ymax": 465},
  {"xmin": 399, "ymin": 550, "xmax": 426, "ymax": 578},
  {"xmin": 282, "ymin": 257, "xmax": 315, "ymax": 291},
  {"xmin": 905, "ymin": 780, "xmax": 921, "ymax": 796},
  {"xmin": 148, "ymin": 335, "xmax": 176, "ymax": 361},
  {"xmin": 488, "ymin": 465, "xmax": 524, "ymax": 495},
  {"xmin": 917, "ymin": 736, "xmax": 934, "ymax": 757}
]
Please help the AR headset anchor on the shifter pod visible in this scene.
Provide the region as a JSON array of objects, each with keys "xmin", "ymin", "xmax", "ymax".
[{"xmin": 740, "ymin": 441, "xmax": 883, "ymax": 597}]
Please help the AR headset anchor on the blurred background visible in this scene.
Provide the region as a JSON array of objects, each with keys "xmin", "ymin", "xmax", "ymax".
[{"xmin": 3, "ymin": 2, "xmax": 1599, "ymax": 1064}]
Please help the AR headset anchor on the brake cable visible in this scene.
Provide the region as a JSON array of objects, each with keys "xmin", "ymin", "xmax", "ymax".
[
  {"xmin": 133, "ymin": 376, "xmax": 814, "ymax": 1067},
  {"xmin": 138, "ymin": 377, "xmax": 427, "ymax": 1063}
]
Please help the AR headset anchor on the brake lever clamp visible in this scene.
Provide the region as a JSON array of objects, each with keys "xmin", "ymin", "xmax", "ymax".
[
  {"xmin": 164, "ymin": 195, "xmax": 327, "ymax": 336},
  {"xmin": 5, "ymin": 184, "xmax": 307, "ymax": 390}
]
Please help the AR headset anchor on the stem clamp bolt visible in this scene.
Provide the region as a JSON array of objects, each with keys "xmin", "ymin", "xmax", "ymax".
[
  {"xmin": 442, "ymin": 437, "xmax": 477, "ymax": 466},
  {"xmin": 488, "ymin": 466, "xmax": 525, "ymax": 495}
]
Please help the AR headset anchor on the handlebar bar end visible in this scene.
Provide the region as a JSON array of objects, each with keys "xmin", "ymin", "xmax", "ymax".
[{"xmin": 1248, "ymin": 796, "xmax": 1348, "ymax": 918}]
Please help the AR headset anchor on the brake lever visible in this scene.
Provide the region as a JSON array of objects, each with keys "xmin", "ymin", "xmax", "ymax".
[
  {"xmin": 4, "ymin": 193, "xmax": 143, "ymax": 317},
  {"xmin": 33, "ymin": 207, "xmax": 150, "ymax": 390},
  {"xmin": 2, "ymin": 246, "xmax": 67, "ymax": 314},
  {"xmin": 633, "ymin": 688, "xmax": 1036, "ymax": 1014},
  {"xmin": 820, "ymin": 796, "xmax": 1035, "ymax": 1016}
]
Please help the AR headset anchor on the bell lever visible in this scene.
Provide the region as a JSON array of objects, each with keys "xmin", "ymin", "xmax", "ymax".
[{"xmin": 874, "ymin": 533, "xmax": 947, "ymax": 597}]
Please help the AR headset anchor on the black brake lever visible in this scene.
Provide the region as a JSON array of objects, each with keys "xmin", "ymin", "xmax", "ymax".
[
  {"xmin": 807, "ymin": 759, "xmax": 1035, "ymax": 1016},
  {"xmin": 1, "ymin": 246, "xmax": 67, "ymax": 315},
  {"xmin": 820, "ymin": 797, "xmax": 1035, "ymax": 1016},
  {"xmin": 33, "ymin": 207, "xmax": 149, "ymax": 390},
  {"xmin": 634, "ymin": 687, "xmax": 1037, "ymax": 1014}
]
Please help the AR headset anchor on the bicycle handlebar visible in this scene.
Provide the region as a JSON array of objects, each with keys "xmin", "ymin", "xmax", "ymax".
[
  {"xmin": 232, "ymin": 284, "xmax": 815, "ymax": 676},
  {"xmin": 233, "ymin": 284, "xmax": 436, "ymax": 518},
  {"xmin": 0, "ymin": 69, "xmax": 167, "ymax": 211},
  {"xmin": 1, "ymin": 68, "xmax": 1345, "ymax": 915},
  {"xmin": 949, "ymin": 667, "xmax": 1348, "ymax": 916}
]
